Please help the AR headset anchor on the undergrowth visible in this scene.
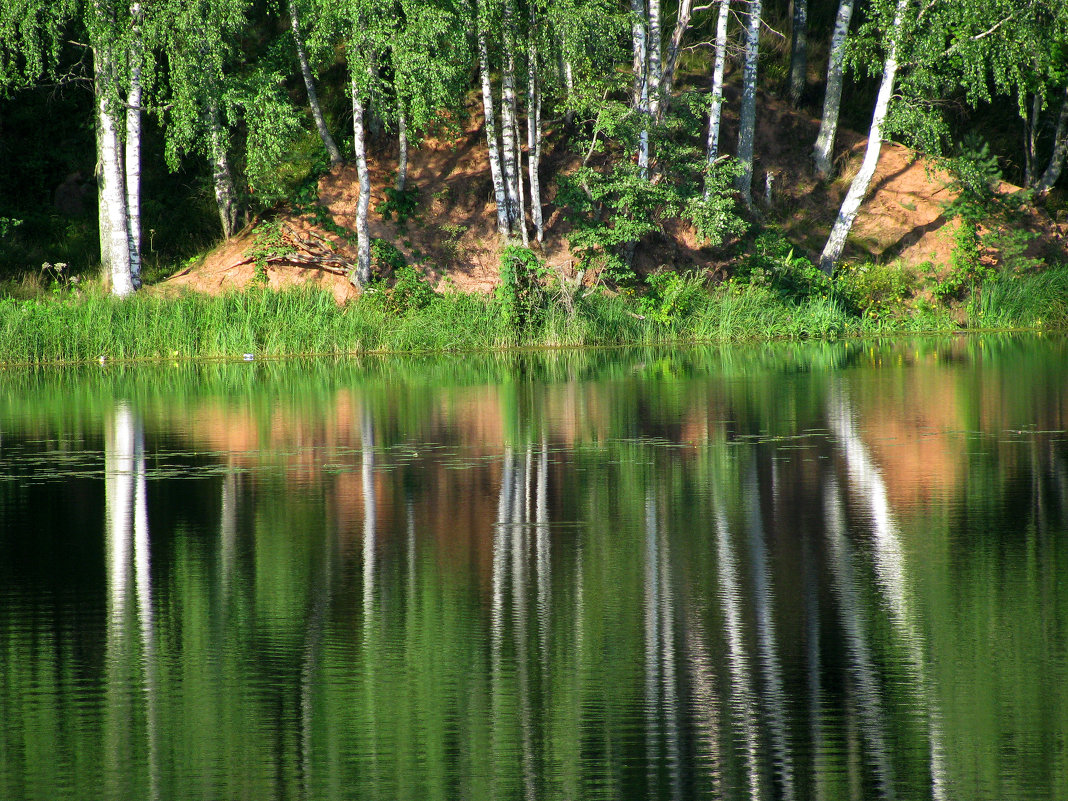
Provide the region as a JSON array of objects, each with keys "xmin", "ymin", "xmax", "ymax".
[{"xmin": 0, "ymin": 243, "xmax": 1064, "ymax": 366}]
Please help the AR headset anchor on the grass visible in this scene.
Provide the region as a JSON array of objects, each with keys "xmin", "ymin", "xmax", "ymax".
[{"xmin": 0, "ymin": 266, "xmax": 1064, "ymax": 366}]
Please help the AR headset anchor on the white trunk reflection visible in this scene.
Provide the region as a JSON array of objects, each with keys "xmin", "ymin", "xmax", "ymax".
[
  {"xmin": 830, "ymin": 391, "xmax": 947, "ymax": 801},
  {"xmin": 747, "ymin": 464, "xmax": 795, "ymax": 801},
  {"xmin": 104, "ymin": 402, "xmax": 157, "ymax": 800},
  {"xmin": 823, "ymin": 477, "xmax": 895, "ymax": 799},
  {"xmin": 713, "ymin": 497, "xmax": 763, "ymax": 801}
]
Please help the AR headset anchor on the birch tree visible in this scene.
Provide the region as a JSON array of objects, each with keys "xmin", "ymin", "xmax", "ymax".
[
  {"xmin": 705, "ymin": 0, "xmax": 731, "ymax": 171},
  {"xmin": 162, "ymin": 0, "xmax": 247, "ymax": 238},
  {"xmin": 735, "ymin": 0, "xmax": 763, "ymax": 206},
  {"xmin": 812, "ymin": 0, "xmax": 855, "ymax": 179},
  {"xmin": 90, "ymin": 0, "xmax": 139, "ymax": 296},
  {"xmin": 819, "ymin": 0, "xmax": 910, "ymax": 274},
  {"xmin": 789, "ymin": 0, "xmax": 808, "ymax": 107},
  {"xmin": 288, "ymin": 0, "xmax": 343, "ymax": 169}
]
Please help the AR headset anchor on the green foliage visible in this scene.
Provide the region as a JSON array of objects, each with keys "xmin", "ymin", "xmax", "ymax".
[
  {"xmin": 637, "ymin": 271, "xmax": 705, "ymax": 325},
  {"xmin": 364, "ymin": 264, "xmax": 437, "ymax": 316},
  {"xmin": 370, "ymin": 238, "xmax": 406, "ymax": 274},
  {"xmin": 246, "ymin": 219, "xmax": 288, "ymax": 281},
  {"xmin": 0, "ymin": 217, "xmax": 21, "ymax": 238},
  {"xmin": 833, "ymin": 261, "xmax": 914, "ymax": 320},
  {"xmin": 734, "ymin": 230, "xmax": 831, "ymax": 301},
  {"xmin": 558, "ymin": 98, "xmax": 744, "ymax": 284},
  {"xmin": 376, "ymin": 184, "xmax": 420, "ymax": 224},
  {"xmin": 496, "ymin": 246, "xmax": 549, "ymax": 338},
  {"xmin": 936, "ymin": 136, "xmax": 1037, "ymax": 302}
]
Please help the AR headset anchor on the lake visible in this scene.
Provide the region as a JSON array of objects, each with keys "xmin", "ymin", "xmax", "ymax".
[{"xmin": 1, "ymin": 335, "xmax": 1066, "ymax": 801}]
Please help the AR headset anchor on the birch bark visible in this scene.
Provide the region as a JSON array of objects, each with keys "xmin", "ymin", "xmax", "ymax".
[
  {"xmin": 351, "ymin": 75, "xmax": 372, "ymax": 286},
  {"xmin": 705, "ymin": 0, "xmax": 731, "ymax": 174},
  {"xmin": 289, "ymin": 0, "xmax": 343, "ymax": 168},
  {"xmin": 500, "ymin": 0, "xmax": 522, "ymax": 231},
  {"xmin": 789, "ymin": 0, "xmax": 808, "ymax": 107},
  {"xmin": 207, "ymin": 100, "xmax": 238, "ymax": 238},
  {"xmin": 735, "ymin": 0, "xmax": 763, "ymax": 206},
  {"xmin": 647, "ymin": 0, "xmax": 663, "ymax": 119},
  {"xmin": 477, "ymin": 20, "xmax": 511, "ymax": 238},
  {"xmin": 126, "ymin": 0, "xmax": 143, "ymax": 288},
  {"xmin": 396, "ymin": 104, "xmax": 408, "ymax": 192},
  {"xmin": 659, "ymin": 0, "xmax": 693, "ymax": 119},
  {"xmin": 819, "ymin": 0, "xmax": 910, "ymax": 274},
  {"xmin": 813, "ymin": 0, "xmax": 856, "ymax": 178},
  {"xmin": 95, "ymin": 43, "xmax": 135, "ymax": 297},
  {"xmin": 1036, "ymin": 86, "xmax": 1068, "ymax": 195},
  {"xmin": 526, "ymin": 15, "xmax": 543, "ymax": 242}
]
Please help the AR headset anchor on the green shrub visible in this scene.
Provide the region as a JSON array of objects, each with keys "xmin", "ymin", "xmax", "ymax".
[
  {"xmin": 496, "ymin": 246, "xmax": 548, "ymax": 339},
  {"xmin": 833, "ymin": 261, "xmax": 914, "ymax": 320},
  {"xmin": 735, "ymin": 230, "xmax": 830, "ymax": 301}
]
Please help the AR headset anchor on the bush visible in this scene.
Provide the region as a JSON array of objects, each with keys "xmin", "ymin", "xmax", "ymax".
[
  {"xmin": 735, "ymin": 230, "xmax": 830, "ymax": 301},
  {"xmin": 496, "ymin": 246, "xmax": 548, "ymax": 339}
]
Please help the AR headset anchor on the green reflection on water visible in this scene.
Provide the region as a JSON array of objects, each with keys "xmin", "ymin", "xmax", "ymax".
[{"xmin": 1, "ymin": 334, "xmax": 1066, "ymax": 801}]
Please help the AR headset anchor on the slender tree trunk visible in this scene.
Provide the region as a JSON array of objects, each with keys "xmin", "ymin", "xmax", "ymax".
[
  {"xmin": 351, "ymin": 75, "xmax": 372, "ymax": 286},
  {"xmin": 631, "ymin": 0, "xmax": 647, "ymax": 108},
  {"xmin": 396, "ymin": 104, "xmax": 408, "ymax": 192},
  {"xmin": 95, "ymin": 47, "xmax": 135, "ymax": 297},
  {"xmin": 659, "ymin": 0, "xmax": 693, "ymax": 119},
  {"xmin": 207, "ymin": 100, "xmax": 238, "ymax": 238},
  {"xmin": 515, "ymin": 110, "xmax": 529, "ymax": 247},
  {"xmin": 289, "ymin": 0, "xmax": 343, "ymax": 168},
  {"xmin": 526, "ymin": 19, "xmax": 543, "ymax": 243},
  {"xmin": 500, "ymin": 0, "xmax": 523, "ymax": 233},
  {"xmin": 647, "ymin": 0, "xmax": 663, "ymax": 120},
  {"xmin": 1037, "ymin": 85, "xmax": 1068, "ymax": 195},
  {"xmin": 819, "ymin": 0, "xmax": 910, "ymax": 274},
  {"xmin": 705, "ymin": 0, "xmax": 731, "ymax": 179},
  {"xmin": 631, "ymin": 0, "xmax": 650, "ymax": 179},
  {"xmin": 1023, "ymin": 91, "xmax": 1041, "ymax": 187},
  {"xmin": 126, "ymin": 0, "xmax": 143, "ymax": 289},
  {"xmin": 813, "ymin": 0, "xmax": 856, "ymax": 179},
  {"xmin": 789, "ymin": 0, "xmax": 808, "ymax": 107},
  {"xmin": 96, "ymin": 99, "xmax": 112, "ymax": 279},
  {"xmin": 735, "ymin": 0, "xmax": 763, "ymax": 206},
  {"xmin": 477, "ymin": 20, "xmax": 511, "ymax": 238}
]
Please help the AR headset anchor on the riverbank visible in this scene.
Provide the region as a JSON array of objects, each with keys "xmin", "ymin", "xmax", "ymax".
[{"xmin": 1, "ymin": 265, "xmax": 1064, "ymax": 366}]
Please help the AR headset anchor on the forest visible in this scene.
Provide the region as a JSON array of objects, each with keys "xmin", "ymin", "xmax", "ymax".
[{"xmin": 1, "ymin": 0, "xmax": 1068, "ymax": 356}]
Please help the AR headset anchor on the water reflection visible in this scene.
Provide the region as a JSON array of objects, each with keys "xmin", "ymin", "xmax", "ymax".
[{"xmin": 1, "ymin": 336, "xmax": 1066, "ymax": 801}]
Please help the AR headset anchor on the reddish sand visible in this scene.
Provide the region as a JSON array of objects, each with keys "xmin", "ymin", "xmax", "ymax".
[{"xmin": 162, "ymin": 91, "xmax": 1068, "ymax": 300}]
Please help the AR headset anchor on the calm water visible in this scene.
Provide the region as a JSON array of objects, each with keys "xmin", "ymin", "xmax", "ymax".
[{"xmin": 1, "ymin": 336, "xmax": 1066, "ymax": 801}]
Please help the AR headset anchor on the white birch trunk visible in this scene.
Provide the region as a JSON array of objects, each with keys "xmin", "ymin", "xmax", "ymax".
[
  {"xmin": 631, "ymin": 0, "xmax": 647, "ymax": 108},
  {"xmin": 735, "ymin": 0, "xmax": 763, "ymax": 206},
  {"xmin": 704, "ymin": 0, "xmax": 731, "ymax": 194},
  {"xmin": 96, "ymin": 108, "xmax": 112, "ymax": 278},
  {"xmin": 207, "ymin": 100, "xmax": 238, "ymax": 238},
  {"xmin": 96, "ymin": 47, "xmax": 135, "ymax": 297},
  {"xmin": 1024, "ymin": 92, "xmax": 1041, "ymax": 187},
  {"xmin": 289, "ymin": 0, "xmax": 343, "ymax": 168},
  {"xmin": 396, "ymin": 104, "xmax": 408, "ymax": 192},
  {"xmin": 526, "ymin": 5, "xmax": 543, "ymax": 241},
  {"xmin": 126, "ymin": 0, "xmax": 143, "ymax": 289},
  {"xmin": 789, "ymin": 0, "xmax": 808, "ymax": 107},
  {"xmin": 500, "ymin": 0, "xmax": 523, "ymax": 233},
  {"xmin": 818, "ymin": 0, "xmax": 909, "ymax": 274},
  {"xmin": 527, "ymin": 67, "xmax": 544, "ymax": 242},
  {"xmin": 514, "ymin": 111, "xmax": 529, "ymax": 247},
  {"xmin": 659, "ymin": 0, "xmax": 693, "ymax": 119},
  {"xmin": 813, "ymin": 0, "xmax": 856, "ymax": 179},
  {"xmin": 351, "ymin": 75, "xmax": 372, "ymax": 286},
  {"xmin": 1036, "ymin": 86, "xmax": 1068, "ymax": 194},
  {"xmin": 647, "ymin": 0, "xmax": 663, "ymax": 120},
  {"xmin": 477, "ymin": 23, "xmax": 511, "ymax": 238}
]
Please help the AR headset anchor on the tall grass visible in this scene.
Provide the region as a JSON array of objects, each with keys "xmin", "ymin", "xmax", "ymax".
[{"xmin": 0, "ymin": 267, "xmax": 1065, "ymax": 366}]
